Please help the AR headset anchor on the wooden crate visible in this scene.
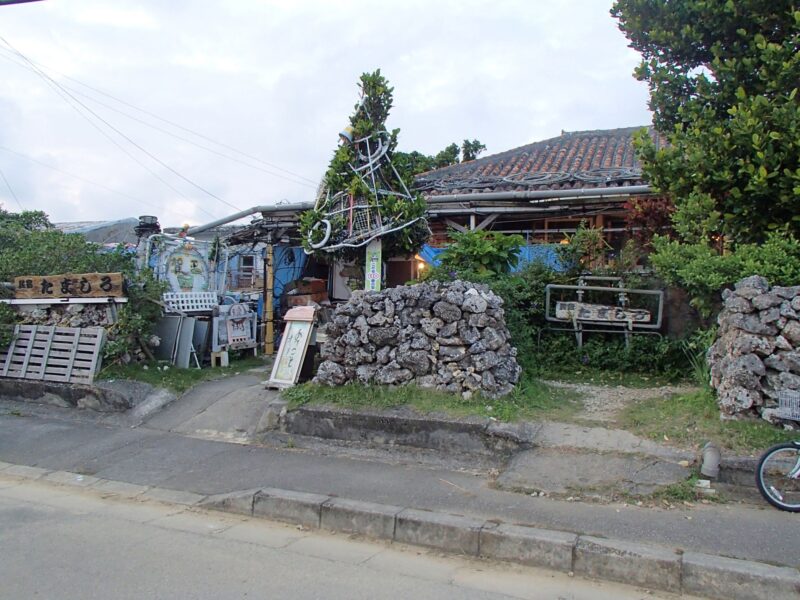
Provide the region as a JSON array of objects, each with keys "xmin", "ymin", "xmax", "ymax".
[{"xmin": 0, "ymin": 325, "xmax": 106, "ymax": 385}]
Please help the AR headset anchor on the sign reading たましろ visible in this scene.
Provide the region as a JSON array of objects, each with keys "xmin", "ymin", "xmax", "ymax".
[{"xmin": 14, "ymin": 273, "xmax": 124, "ymax": 299}]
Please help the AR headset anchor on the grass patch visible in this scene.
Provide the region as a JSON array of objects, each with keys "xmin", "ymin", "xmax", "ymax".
[
  {"xmin": 535, "ymin": 367, "xmax": 681, "ymax": 388},
  {"xmin": 99, "ymin": 355, "xmax": 266, "ymax": 394},
  {"xmin": 619, "ymin": 387, "xmax": 797, "ymax": 454},
  {"xmin": 649, "ymin": 476, "xmax": 722, "ymax": 504},
  {"xmin": 283, "ymin": 375, "xmax": 581, "ymax": 422}
]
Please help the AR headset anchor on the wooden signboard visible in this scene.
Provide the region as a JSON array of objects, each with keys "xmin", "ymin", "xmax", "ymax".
[
  {"xmin": 268, "ymin": 306, "xmax": 315, "ymax": 389},
  {"xmin": 14, "ymin": 272, "xmax": 124, "ymax": 300}
]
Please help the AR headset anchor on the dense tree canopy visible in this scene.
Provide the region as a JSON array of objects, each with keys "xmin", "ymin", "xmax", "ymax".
[
  {"xmin": 0, "ymin": 207, "xmax": 130, "ymax": 282},
  {"xmin": 612, "ymin": 1, "xmax": 800, "ymax": 244},
  {"xmin": 394, "ymin": 139, "xmax": 487, "ymax": 176},
  {"xmin": 300, "ymin": 70, "xmax": 486, "ymax": 262}
]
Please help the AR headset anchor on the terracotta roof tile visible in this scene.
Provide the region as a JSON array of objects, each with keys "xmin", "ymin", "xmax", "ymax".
[{"xmin": 414, "ymin": 126, "xmax": 664, "ymax": 197}]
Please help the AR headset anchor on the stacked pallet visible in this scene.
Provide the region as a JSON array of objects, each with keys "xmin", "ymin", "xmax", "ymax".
[{"xmin": 0, "ymin": 325, "xmax": 106, "ymax": 385}]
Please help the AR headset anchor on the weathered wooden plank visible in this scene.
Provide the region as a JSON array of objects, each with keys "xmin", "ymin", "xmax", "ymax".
[
  {"xmin": 42, "ymin": 342, "xmax": 101, "ymax": 353},
  {"xmin": 14, "ymin": 273, "xmax": 124, "ymax": 300},
  {"xmin": 40, "ymin": 357, "xmax": 94, "ymax": 368},
  {"xmin": 30, "ymin": 349, "xmax": 96, "ymax": 361},
  {"xmin": 84, "ymin": 328, "xmax": 105, "ymax": 379},
  {"xmin": 17, "ymin": 325, "xmax": 38, "ymax": 378},
  {"xmin": 31, "ymin": 327, "xmax": 56, "ymax": 380}
]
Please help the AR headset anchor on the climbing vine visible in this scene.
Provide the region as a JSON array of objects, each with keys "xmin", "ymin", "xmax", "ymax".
[{"xmin": 299, "ymin": 70, "xmax": 429, "ymax": 262}]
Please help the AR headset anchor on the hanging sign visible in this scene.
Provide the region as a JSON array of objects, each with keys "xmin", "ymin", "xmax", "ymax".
[
  {"xmin": 14, "ymin": 272, "xmax": 124, "ymax": 299},
  {"xmin": 364, "ymin": 238, "xmax": 382, "ymax": 292}
]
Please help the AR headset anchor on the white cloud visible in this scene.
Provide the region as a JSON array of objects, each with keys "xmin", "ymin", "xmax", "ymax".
[
  {"xmin": 68, "ymin": 2, "xmax": 160, "ymax": 31},
  {"xmin": 0, "ymin": 0, "xmax": 651, "ymax": 226}
]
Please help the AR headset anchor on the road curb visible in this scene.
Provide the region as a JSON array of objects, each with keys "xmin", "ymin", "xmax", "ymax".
[
  {"xmin": 3, "ymin": 466, "xmax": 798, "ymax": 599},
  {"xmin": 199, "ymin": 486, "xmax": 800, "ymax": 599}
]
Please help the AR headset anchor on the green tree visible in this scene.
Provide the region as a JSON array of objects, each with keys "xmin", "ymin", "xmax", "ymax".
[
  {"xmin": 0, "ymin": 207, "xmax": 52, "ymax": 232},
  {"xmin": 393, "ymin": 139, "xmax": 487, "ymax": 177},
  {"xmin": 299, "ymin": 70, "xmax": 429, "ymax": 261},
  {"xmin": 612, "ymin": 1, "xmax": 800, "ymax": 244},
  {"xmin": 461, "ymin": 139, "xmax": 487, "ymax": 162},
  {"xmin": 0, "ymin": 207, "xmax": 166, "ymax": 360}
]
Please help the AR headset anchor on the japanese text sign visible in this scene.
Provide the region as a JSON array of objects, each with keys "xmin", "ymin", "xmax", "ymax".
[{"xmin": 15, "ymin": 272, "xmax": 124, "ymax": 299}]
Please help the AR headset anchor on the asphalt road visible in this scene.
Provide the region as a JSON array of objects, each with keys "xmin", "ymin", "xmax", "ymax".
[
  {"xmin": 0, "ymin": 476, "xmax": 705, "ymax": 600},
  {"xmin": 2, "ymin": 403, "xmax": 798, "ymax": 569}
]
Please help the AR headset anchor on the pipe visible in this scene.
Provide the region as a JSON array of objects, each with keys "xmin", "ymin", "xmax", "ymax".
[
  {"xmin": 186, "ymin": 185, "xmax": 651, "ymax": 237},
  {"xmin": 187, "ymin": 202, "xmax": 314, "ymax": 236},
  {"xmin": 425, "ymin": 185, "xmax": 651, "ymax": 204},
  {"xmin": 700, "ymin": 442, "xmax": 721, "ymax": 479},
  {"xmin": 265, "ymin": 240, "xmax": 275, "ymax": 355},
  {"xmin": 429, "ymin": 205, "xmax": 618, "ymax": 217}
]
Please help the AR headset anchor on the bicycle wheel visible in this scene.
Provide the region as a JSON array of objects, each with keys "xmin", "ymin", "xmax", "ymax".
[{"xmin": 755, "ymin": 441, "xmax": 800, "ymax": 512}]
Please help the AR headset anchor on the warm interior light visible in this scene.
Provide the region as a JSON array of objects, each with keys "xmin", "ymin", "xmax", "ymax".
[
  {"xmin": 559, "ymin": 238, "xmax": 570, "ymax": 244},
  {"xmin": 417, "ymin": 261, "xmax": 426, "ymax": 270}
]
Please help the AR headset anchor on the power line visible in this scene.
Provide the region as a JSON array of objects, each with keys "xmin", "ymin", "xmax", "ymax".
[
  {"xmin": 0, "ymin": 164, "xmax": 23, "ymax": 210},
  {"xmin": 0, "ymin": 40, "xmax": 217, "ymax": 218},
  {"xmin": 0, "ymin": 145, "xmax": 174, "ymax": 214},
  {"xmin": 4, "ymin": 59, "xmax": 218, "ymax": 220},
  {"xmin": 0, "ymin": 35, "xmax": 238, "ymax": 215},
  {"xmin": 0, "ymin": 45, "xmax": 318, "ymax": 187}
]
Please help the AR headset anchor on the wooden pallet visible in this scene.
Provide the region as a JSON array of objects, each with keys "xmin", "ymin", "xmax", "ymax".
[{"xmin": 0, "ymin": 325, "xmax": 106, "ymax": 385}]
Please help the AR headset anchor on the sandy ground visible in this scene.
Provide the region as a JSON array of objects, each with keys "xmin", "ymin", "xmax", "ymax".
[{"xmin": 544, "ymin": 380, "xmax": 698, "ymax": 422}]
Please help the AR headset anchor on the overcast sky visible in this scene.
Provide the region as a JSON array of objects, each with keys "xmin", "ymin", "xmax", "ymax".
[{"xmin": 0, "ymin": 0, "xmax": 651, "ymax": 227}]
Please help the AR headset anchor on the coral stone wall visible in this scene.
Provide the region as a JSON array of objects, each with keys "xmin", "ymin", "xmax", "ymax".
[
  {"xmin": 709, "ymin": 275, "xmax": 800, "ymax": 422},
  {"xmin": 314, "ymin": 280, "xmax": 521, "ymax": 398}
]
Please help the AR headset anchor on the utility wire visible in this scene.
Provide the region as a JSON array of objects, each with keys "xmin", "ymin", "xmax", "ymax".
[
  {"xmin": 0, "ymin": 145, "xmax": 171, "ymax": 214},
  {"xmin": 0, "ymin": 47, "xmax": 314, "ymax": 189},
  {"xmin": 0, "ymin": 36, "xmax": 237, "ymax": 215},
  {"xmin": 5, "ymin": 59, "xmax": 218, "ymax": 220},
  {"xmin": 0, "ymin": 164, "xmax": 24, "ymax": 210},
  {"xmin": 0, "ymin": 46, "xmax": 318, "ymax": 187},
  {"xmin": 0, "ymin": 40, "xmax": 216, "ymax": 218}
]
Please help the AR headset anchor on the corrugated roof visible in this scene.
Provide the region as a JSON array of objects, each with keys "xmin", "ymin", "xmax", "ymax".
[{"xmin": 414, "ymin": 126, "xmax": 664, "ymax": 196}]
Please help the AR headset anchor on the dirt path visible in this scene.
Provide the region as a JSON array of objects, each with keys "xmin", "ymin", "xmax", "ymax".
[{"xmin": 544, "ymin": 380, "xmax": 698, "ymax": 423}]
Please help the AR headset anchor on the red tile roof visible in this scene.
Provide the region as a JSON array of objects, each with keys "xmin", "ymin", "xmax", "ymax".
[{"xmin": 414, "ymin": 126, "xmax": 665, "ymax": 196}]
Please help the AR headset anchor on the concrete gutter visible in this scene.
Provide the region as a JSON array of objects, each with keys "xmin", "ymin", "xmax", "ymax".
[
  {"xmin": 0, "ymin": 379, "xmax": 132, "ymax": 412},
  {"xmin": 2, "ymin": 462, "xmax": 798, "ymax": 599},
  {"xmin": 273, "ymin": 402, "xmax": 761, "ymax": 490},
  {"xmin": 279, "ymin": 404, "xmax": 538, "ymax": 457}
]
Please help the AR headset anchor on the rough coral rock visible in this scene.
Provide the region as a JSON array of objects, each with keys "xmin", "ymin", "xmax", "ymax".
[
  {"xmin": 313, "ymin": 281, "xmax": 520, "ymax": 398},
  {"xmin": 710, "ymin": 276, "xmax": 800, "ymax": 424}
]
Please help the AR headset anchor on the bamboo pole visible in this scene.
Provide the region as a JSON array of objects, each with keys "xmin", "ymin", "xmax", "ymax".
[{"xmin": 265, "ymin": 242, "xmax": 274, "ymax": 355}]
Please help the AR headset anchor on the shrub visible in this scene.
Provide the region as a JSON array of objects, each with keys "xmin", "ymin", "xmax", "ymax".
[
  {"xmin": 533, "ymin": 333, "xmax": 689, "ymax": 381},
  {"xmin": 436, "ymin": 229, "xmax": 525, "ymax": 276},
  {"xmin": 0, "ymin": 208, "xmax": 167, "ymax": 363},
  {"xmin": 650, "ymin": 231, "xmax": 800, "ymax": 316},
  {"xmin": 556, "ymin": 221, "xmax": 610, "ymax": 276}
]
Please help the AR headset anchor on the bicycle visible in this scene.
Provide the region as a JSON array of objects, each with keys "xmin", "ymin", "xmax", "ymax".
[
  {"xmin": 756, "ymin": 440, "xmax": 800, "ymax": 512},
  {"xmin": 755, "ymin": 391, "xmax": 800, "ymax": 512}
]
